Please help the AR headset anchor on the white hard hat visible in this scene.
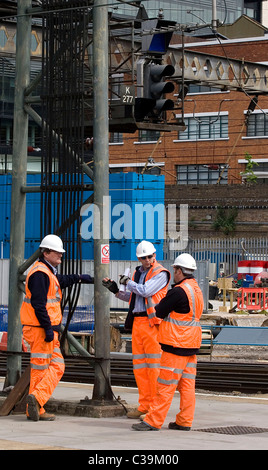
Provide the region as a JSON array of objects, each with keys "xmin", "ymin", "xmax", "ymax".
[
  {"xmin": 172, "ymin": 253, "xmax": 197, "ymax": 271},
  {"xmin": 39, "ymin": 234, "xmax": 65, "ymax": 253},
  {"xmin": 136, "ymin": 240, "xmax": 156, "ymax": 258}
]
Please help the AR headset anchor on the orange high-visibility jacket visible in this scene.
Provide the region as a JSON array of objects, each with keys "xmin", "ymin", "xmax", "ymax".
[
  {"xmin": 130, "ymin": 261, "xmax": 170, "ymax": 327},
  {"xmin": 158, "ymin": 278, "xmax": 204, "ymax": 349},
  {"xmin": 20, "ymin": 261, "xmax": 62, "ymax": 327}
]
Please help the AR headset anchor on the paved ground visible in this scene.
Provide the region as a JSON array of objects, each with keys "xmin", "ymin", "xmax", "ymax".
[
  {"xmin": 0, "ymin": 378, "xmax": 267, "ymax": 454},
  {"xmin": 0, "ymin": 301, "xmax": 267, "ymax": 456}
]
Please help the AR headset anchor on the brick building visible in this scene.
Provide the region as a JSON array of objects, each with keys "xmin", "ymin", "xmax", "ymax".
[
  {"xmin": 108, "ymin": 32, "xmax": 268, "ymax": 188},
  {"xmin": 108, "ymin": 22, "xmax": 268, "ymax": 241}
]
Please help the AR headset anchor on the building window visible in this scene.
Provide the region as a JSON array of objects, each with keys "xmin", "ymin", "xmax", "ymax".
[
  {"xmin": 136, "ymin": 165, "xmax": 161, "ymax": 175},
  {"xmin": 246, "ymin": 112, "xmax": 268, "ymax": 137},
  {"xmin": 0, "ymin": 120, "xmax": 13, "ymax": 145},
  {"xmin": 0, "ymin": 29, "xmax": 8, "ymax": 48},
  {"xmin": 138, "ymin": 130, "xmax": 160, "ymax": 142},
  {"xmin": 238, "ymin": 159, "xmax": 268, "ymax": 184},
  {"xmin": 178, "ymin": 114, "xmax": 228, "ymax": 141},
  {"xmin": 109, "ymin": 166, "xmax": 124, "ymax": 173},
  {"xmin": 187, "ymin": 84, "xmax": 221, "ymax": 94},
  {"xmin": 28, "ymin": 125, "xmax": 41, "ymax": 147},
  {"xmin": 0, "ymin": 76, "xmax": 15, "ymax": 102},
  {"xmin": 109, "ymin": 132, "xmax": 123, "ymax": 143},
  {"xmin": 177, "ymin": 164, "xmax": 228, "ymax": 185}
]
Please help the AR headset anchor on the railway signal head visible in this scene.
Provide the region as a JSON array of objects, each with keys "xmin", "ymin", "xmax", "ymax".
[
  {"xmin": 135, "ymin": 61, "xmax": 175, "ymax": 122},
  {"xmin": 144, "ymin": 63, "xmax": 175, "ymax": 116}
]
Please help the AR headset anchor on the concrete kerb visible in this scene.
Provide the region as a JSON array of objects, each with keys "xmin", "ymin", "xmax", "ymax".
[
  {"xmin": 0, "ymin": 379, "xmax": 136, "ymax": 419},
  {"xmin": 44, "ymin": 397, "xmax": 132, "ymax": 418}
]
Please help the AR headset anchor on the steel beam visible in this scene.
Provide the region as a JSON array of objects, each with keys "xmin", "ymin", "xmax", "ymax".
[{"xmin": 168, "ymin": 48, "xmax": 268, "ymax": 95}]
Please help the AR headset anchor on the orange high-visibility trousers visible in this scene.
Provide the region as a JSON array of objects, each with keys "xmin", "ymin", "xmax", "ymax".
[
  {"xmin": 132, "ymin": 317, "xmax": 162, "ymax": 413},
  {"xmin": 23, "ymin": 326, "xmax": 65, "ymax": 415},
  {"xmin": 144, "ymin": 351, "xmax": 197, "ymax": 429}
]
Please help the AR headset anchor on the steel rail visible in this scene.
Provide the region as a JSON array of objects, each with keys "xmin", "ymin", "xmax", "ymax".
[{"xmin": 0, "ymin": 352, "xmax": 267, "ymax": 394}]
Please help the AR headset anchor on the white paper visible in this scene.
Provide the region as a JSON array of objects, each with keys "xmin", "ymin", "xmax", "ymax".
[{"xmin": 119, "ymin": 267, "xmax": 131, "ymax": 292}]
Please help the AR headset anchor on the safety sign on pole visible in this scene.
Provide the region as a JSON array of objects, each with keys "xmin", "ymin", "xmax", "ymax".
[{"xmin": 101, "ymin": 244, "xmax": 110, "ymax": 264}]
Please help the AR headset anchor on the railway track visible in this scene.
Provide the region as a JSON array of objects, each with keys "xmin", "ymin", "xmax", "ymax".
[{"xmin": 0, "ymin": 352, "xmax": 267, "ymax": 394}]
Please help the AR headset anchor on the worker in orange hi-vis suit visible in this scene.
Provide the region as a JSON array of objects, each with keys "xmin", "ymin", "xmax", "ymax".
[
  {"xmin": 20, "ymin": 234, "xmax": 94, "ymax": 421},
  {"xmin": 103, "ymin": 240, "xmax": 170, "ymax": 419},
  {"xmin": 132, "ymin": 253, "xmax": 204, "ymax": 432}
]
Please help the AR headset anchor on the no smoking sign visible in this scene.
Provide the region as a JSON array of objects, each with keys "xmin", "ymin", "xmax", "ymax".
[{"xmin": 101, "ymin": 244, "xmax": 110, "ymax": 264}]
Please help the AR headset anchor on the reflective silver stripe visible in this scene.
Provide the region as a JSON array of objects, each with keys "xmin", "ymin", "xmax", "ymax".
[
  {"xmin": 51, "ymin": 356, "xmax": 65, "ymax": 364},
  {"xmin": 163, "ymin": 281, "xmax": 200, "ymax": 326},
  {"xmin": 25, "ymin": 263, "xmax": 61, "ymax": 300},
  {"xmin": 187, "ymin": 362, "xmax": 197, "ymax": 369},
  {"xmin": 55, "ymin": 285, "xmax": 61, "ymax": 301},
  {"xmin": 146, "ymin": 297, "xmax": 158, "ymax": 320},
  {"xmin": 160, "ymin": 363, "xmax": 196, "ymax": 375},
  {"xmin": 182, "ymin": 372, "xmax": 196, "ymax": 380},
  {"xmin": 151, "ymin": 266, "xmax": 161, "ymax": 275},
  {"xmin": 133, "ymin": 354, "xmax": 145, "ymax": 360},
  {"xmin": 133, "ymin": 362, "xmax": 160, "ymax": 370},
  {"xmin": 183, "ymin": 282, "xmax": 196, "ymax": 321},
  {"xmin": 133, "ymin": 353, "xmax": 161, "ymax": 360},
  {"xmin": 160, "ymin": 365, "xmax": 183, "ymax": 374},
  {"xmin": 23, "ymin": 297, "xmax": 59, "ymax": 304},
  {"xmin": 157, "ymin": 377, "xmax": 178, "ymax": 386},
  {"xmin": 53, "ymin": 348, "xmax": 62, "ymax": 354},
  {"xmin": 163, "ymin": 317, "xmax": 200, "ymax": 327},
  {"xmin": 147, "ymin": 311, "xmax": 157, "ymax": 319},
  {"xmin": 25, "ymin": 265, "xmax": 52, "ymax": 290},
  {"xmin": 31, "ymin": 352, "xmax": 52, "ymax": 359},
  {"xmin": 147, "ymin": 297, "xmax": 157, "ymax": 309},
  {"xmin": 31, "ymin": 363, "xmax": 49, "ymax": 370},
  {"xmin": 29, "ymin": 265, "xmax": 51, "ymax": 276},
  {"xmin": 182, "ymin": 361, "xmax": 197, "ymax": 380}
]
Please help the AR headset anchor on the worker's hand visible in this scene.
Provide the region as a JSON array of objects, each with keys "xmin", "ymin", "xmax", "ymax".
[
  {"xmin": 102, "ymin": 278, "xmax": 119, "ymax": 294},
  {"xmin": 44, "ymin": 328, "xmax": 54, "ymax": 343},
  {"xmin": 119, "ymin": 274, "xmax": 130, "ymax": 285},
  {"xmin": 79, "ymin": 274, "xmax": 94, "ymax": 284}
]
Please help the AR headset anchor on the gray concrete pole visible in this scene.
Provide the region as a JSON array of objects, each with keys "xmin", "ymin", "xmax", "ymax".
[
  {"xmin": 6, "ymin": 0, "xmax": 32, "ymax": 386},
  {"xmin": 92, "ymin": 0, "xmax": 113, "ymax": 401}
]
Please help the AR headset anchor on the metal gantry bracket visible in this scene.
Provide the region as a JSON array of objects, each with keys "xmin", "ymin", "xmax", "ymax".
[{"xmin": 168, "ymin": 48, "xmax": 268, "ymax": 95}]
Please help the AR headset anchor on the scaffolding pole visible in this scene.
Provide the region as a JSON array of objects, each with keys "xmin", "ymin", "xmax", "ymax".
[{"xmin": 6, "ymin": 0, "xmax": 32, "ymax": 387}]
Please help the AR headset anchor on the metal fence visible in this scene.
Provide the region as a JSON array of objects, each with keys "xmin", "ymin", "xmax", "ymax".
[
  {"xmin": 163, "ymin": 236, "xmax": 268, "ymax": 279},
  {"xmin": 0, "ymin": 236, "xmax": 267, "ymax": 314}
]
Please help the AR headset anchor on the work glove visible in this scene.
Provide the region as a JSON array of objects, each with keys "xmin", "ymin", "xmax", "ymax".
[
  {"xmin": 102, "ymin": 278, "xmax": 119, "ymax": 294},
  {"xmin": 44, "ymin": 328, "xmax": 54, "ymax": 343},
  {"xmin": 79, "ymin": 274, "xmax": 94, "ymax": 284},
  {"xmin": 119, "ymin": 274, "xmax": 130, "ymax": 285}
]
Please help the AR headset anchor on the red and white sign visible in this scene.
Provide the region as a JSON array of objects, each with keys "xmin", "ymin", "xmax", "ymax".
[{"xmin": 101, "ymin": 244, "xmax": 110, "ymax": 264}]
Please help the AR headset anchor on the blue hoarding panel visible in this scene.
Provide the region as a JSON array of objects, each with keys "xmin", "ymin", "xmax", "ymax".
[{"xmin": 0, "ymin": 172, "xmax": 165, "ymax": 260}]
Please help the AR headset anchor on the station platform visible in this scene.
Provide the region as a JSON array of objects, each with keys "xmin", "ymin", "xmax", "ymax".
[{"xmin": 0, "ymin": 377, "xmax": 267, "ymax": 453}]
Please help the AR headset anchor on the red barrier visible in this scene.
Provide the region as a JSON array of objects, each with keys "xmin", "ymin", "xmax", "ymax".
[
  {"xmin": 237, "ymin": 287, "xmax": 268, "ymax": 311},
  {"xmin": 0, "ymin": 332, "xmax": 7, "ymax": 351},
  {"xmin": 237, "ymin": 261, "xmax": 251, "ymax": 280},
  {"xmin": 0, "ymin": 332, "xmax": 27, "ymax": 351}
]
